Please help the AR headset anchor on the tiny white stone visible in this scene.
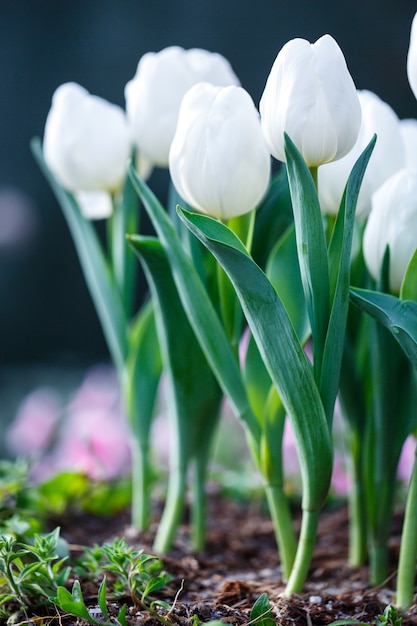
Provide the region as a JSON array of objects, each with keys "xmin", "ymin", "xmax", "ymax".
[{"xmin": 309, "ymin": 595, "xmax": 323, "ymax": 605}]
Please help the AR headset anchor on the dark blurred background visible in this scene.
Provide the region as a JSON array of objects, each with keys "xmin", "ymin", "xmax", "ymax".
[{"xmin": 1, "ymin": 0, "xmax": 417, "ymax": 369}]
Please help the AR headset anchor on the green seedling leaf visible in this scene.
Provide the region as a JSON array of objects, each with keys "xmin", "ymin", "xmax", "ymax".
[
  {"xmin": 142, "ymin": 574, "xmax": 172, "ymax": 602},
  {"xmin": 350, "ymin": 288, "xmax": 417, "ymax": 369},
  {"xmin": 55, "ymin": 581, "xmax": 93, "ymax": 622},
  {"xmin": 177, "ymin": 207, "xmax": 332, "ymax": 512},
  {"xmin": 98, "ymin": 577, "xmax": 110, "ymax": 620},
  {"xmin": 250, "ymin": 593, "xmax": 276, "ymax": 626},
  {"xmin": 117, "ymin": 603, "xmax": 128, "ymax": 626}
]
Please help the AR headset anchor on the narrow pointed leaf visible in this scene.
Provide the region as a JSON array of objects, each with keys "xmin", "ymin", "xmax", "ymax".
[
  {"xmin": 177, "ymin": 207, "xmax": 332, "ymax": 511},
  {"xmin": 124, "ymin": 300, "xmax": 162, "ymax": 443},
  {"xmin": 252, "ymin": 167, "xmax": 293, "ymax": 270},
  {"xmin": 320, "ymin": 136, "xmax": 376, "ymax": 423},
  {"xmin": 111, "ymin": 172, "xmax": 140, "ymax": 319},
  {"xmin": 128, "ymin": 165, "xmax": 260, "ymax": 444},
  {"xmin": 31, "ymin": 137, "xmax": 127, "ymax": 374},
  {"xmin": 284, "ymin": 133, "xmax": 330, "ymax": 376},
  {"xmin": 266, "ymin": 224, "xmax": 309, "ymax": 344},
  {"xmin": 129, "ymin": 236, "xmax": 221, "ymax": 462},
  {"xmin": 400, "ymin": 248, "xmax": 417, "ymax": 302},
  {"xmin": 350, "ymin": 287, "xmax": 417, "ymax": 368}
]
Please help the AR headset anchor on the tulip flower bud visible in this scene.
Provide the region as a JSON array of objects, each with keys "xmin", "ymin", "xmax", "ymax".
[
  {"xmin": 363, "ymin": 168, "xmax": 417, "ymax": 293},
  {"xmin": 407, "ymin": 12, "xmax": 417, "ymax": 100},
  {"xmin": 259, "ymin": 34, "xmax": 361, "ymax": 167},
  {"xmin": 125, "ymin": 46, "xmax": 240, "ymax": 168},
  {"xmin": 43, "ymin": 82, "xmax": 131, "ymax": 196},
  {"xmin": 169, "ymin": 83, "xmax": 270, "ymax": 220},
  {"xmin": 318, "ymin": 90, "xmax": 405, "ymax": 217}
]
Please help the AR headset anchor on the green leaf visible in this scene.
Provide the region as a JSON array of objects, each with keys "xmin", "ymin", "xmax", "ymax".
[
  {"xmin": 177, "ymin": 207, "xmax": 332, "ymax": 512},
  {"xmin": 141, "ymin": 574, "xmax": 172, "ymax": 602},
  {"xmin": 97, "ymin": 577, "xmax": 110, "ymax": 620},
  {"xmin": 251, "ymin": 167, "xmax": 293, "ymax": 270},
  {"xmin": 250, "ymin": 593, "xmax": 276, "ymax": 626},
  {"xmin": 130, "ymin": 237, "xmax": 222, "ymax": 463},
  {"xmin": 110, "ymin": 170, "xmax": 140, "ymax": 319},
  {"xmin": 31, "ymin": 137, "xmax": 128, "ymax": 375},
  {"xmin": 124, "ymin": 300, "xmax": 162, "ymax": 443},
  {"xmin": 350, "ymin": 287, "xmax": 417, "ymax": 369},
  {"xmin": 266, "ymin": 224, "xmax": 309, "ymax": 344},
  {"xmin": 400, "ymin": 248, "xmax": 417, "ymax": 301},
  {"xmin": 320, "ymin": 135, "xmax": 376, "ymax": 423},
  {"xmin": 128, "ymin": 165, "xmax": 260, "ymax": 446},
  {"xmin": 284, "ymin": 133, "xmax": 330, "ymax": 379},
  {"xmin": 116, "ymin": 603, "xmax": 128, "ymax": 626},
  {"xmin": 55, "ymin": 581, "xmax": 93, "ymax": 622}
]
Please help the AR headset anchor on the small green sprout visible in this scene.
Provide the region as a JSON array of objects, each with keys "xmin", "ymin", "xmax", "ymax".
[{"xmin": 375, "ymin": 605, "xmax": 403, "ymax": 626}]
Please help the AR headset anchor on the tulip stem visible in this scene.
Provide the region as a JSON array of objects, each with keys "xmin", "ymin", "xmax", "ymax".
[
  {"xmin": 191, "ymin": 456, "xmax": 208, "ymax": 552},
  {"xmin": 284, "ymin": 509, "xmax": 320, "ymax": 596},
  {"xmin": 130, "ymin": 441, "xmax": 152, "ymax": 531},
  {"xmin": 265, "ymin": 484, "xmax": 296, "ymax": 580},
  {"xmin": 396, "ymin": 442, "xmax": 417, "ymax": 610},
  {"xmin": 348, "ymin": 464, "xmax": 368, "ymax": 567},
  {"xmin": 153, "ymin": 467, "xmax": 187, "ymax": 554},
  {"xmin": 309, "ymin": 166, "xmax": 318, "ymax": 190}
]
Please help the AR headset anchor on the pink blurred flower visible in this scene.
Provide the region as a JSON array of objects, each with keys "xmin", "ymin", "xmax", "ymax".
[
  {"xmin": 7, "ymin": 365, "xmax": 132, "ymax": 483},
  {"xmin": 398, "ymin": 435, "xmax": 416, "ymax": 484},
  {"xmin": 6, "ymin": 387, "xmax": 60, "ymax": 455}
]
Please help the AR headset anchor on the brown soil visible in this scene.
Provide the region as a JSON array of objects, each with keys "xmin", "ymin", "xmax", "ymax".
[{"xmin": 32, "ymin": 497, "xmax": 417, "ymax": 625}]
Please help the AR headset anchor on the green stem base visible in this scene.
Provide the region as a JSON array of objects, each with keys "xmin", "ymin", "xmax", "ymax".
[
  {"xmin": 285, "ymin": 509, "xmax": 320, "ymax": 596},
  {"xmin": 265, "ymin": 485, "xmax": 296, "ymax": 580}
]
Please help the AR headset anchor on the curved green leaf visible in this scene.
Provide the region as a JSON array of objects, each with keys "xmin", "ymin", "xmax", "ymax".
[
  {"xmin": 127, "ymin": 165, "xmax": 260, "ymax": 445},
  {"xmin": 320, "ymin": 135, "xmax": 376, "ymax": 423},
  {"xmin": 401, "ymin": 248, "xmax": 417, "ymax": 302},
  {"xmin": 177, "ymin": 207, "xmax": 332, "ymax": 512},
  {"xmin": 350, "ymin": 287, "xmax": 417, "ymax": 369},
  {"xmin": 266, "ymin": 224, "xmax": 309, "ymax": 344},
  {"xmin": 284, "ymin": 133, "xmax": 330, "ymax": 379},
  {"xmin": 130, "ymin": 236, "xmax": 221, "ymax": 462},
  {"xmin": 31, "ymin": 137, "xmax": 127, "ymax": 375}
]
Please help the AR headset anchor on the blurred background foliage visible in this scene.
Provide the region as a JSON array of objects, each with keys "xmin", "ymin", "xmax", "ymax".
[{"xmin": 1, "ymin": 0, "xmax": 416, "ymax": 366}]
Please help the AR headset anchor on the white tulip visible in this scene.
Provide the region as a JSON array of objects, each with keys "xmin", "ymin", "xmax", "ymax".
[
  {"xmin": 125, "ymin": 46, "xmax": 240, "ymax": 168},
  {"xmin": 318, "ymin": 90, "xmax": 405, "ymax": 217},
  {"xmin": 407, "ymin": 12, "xmax": 417, "ymax": 100},
  {"xmin": 259, "ymin": 34, "xmax": 361, "ymax": 167},
  {"xmin": 43, "ymin": 82, "xmax": 131, "ymax": 195},
  {"xmin": 169, "ymin": 82, "xmax": 271, "ymax": 220},
  {"xmin": 363, "ymin": 168, "xmax": 417, "ymax": 293}
]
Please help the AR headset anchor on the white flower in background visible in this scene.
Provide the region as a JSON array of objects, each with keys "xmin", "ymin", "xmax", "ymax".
[
  {"xmin": 75, "ymin": 191, "xmax": 113, "ymax": 220},
  {"xmin": 318, "ymin": 90, "xmax": 405, "ymax": 217},
  {"xmin": 363, "ymin": 168, "xmax": 417, "ymax": 293},
  {"xmin": 125, "ymin": 46, "xmax": 240, "ymax": 168},
  {"xmin": 259, "ymin": 34, "xmax": 361, "ymax": 167},
  {"xmin": 400, "ymin": 118, "xmax": 417, "ymax": 169},
  {"xmin": 407, "ymin": 12, "xmax": 417, "ymax": 100},
  {"xmin": 169, "ymin": 83, "xmax": 270, "ymax": 220},
  {"xmin": 43, "ymin": 82, "xmax": 131, "ymax": 195}
]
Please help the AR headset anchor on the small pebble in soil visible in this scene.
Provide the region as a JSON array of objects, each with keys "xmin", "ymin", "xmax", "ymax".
[{"xmin": 308, "ymin": 595, "xmax": 323, "ymax": 604}]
